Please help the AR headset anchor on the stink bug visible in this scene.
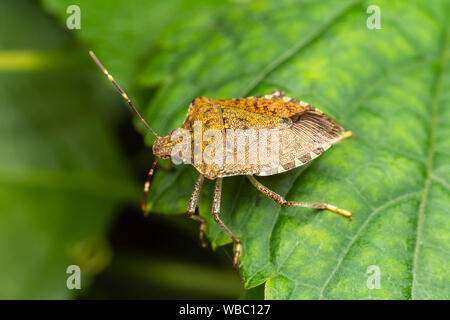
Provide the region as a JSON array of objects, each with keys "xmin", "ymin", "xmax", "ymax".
[{"xmin": 89, "ymin": 51, "xmax": 354, "ymax": 268}]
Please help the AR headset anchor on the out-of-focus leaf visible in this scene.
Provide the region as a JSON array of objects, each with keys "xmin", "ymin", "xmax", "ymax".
[
  {"xmin": 42, "ymin": 0, "xmax": 450, "ymax": 299},
  {"xmin": 94, "ymin": 254, "xmax": 243, "ymax": 299},
  {"xmin": 0, "ymin": 0, "xmax": 136, "ymax": 299},
  {"xmin": 41, "ymin": 0, "xmax": 228, "ymax": 86}
]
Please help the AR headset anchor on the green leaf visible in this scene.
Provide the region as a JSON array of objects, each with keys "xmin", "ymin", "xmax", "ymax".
[
  {"xmin": 0, "ymin": 0, "xmax": 136, "ymax": 298},
  {"xmin": 43, "ymin": 0, "xmax": 450, "ymax": 299},
  {"xmin": 144, "ymin": 0, "xmax": 450, "ymax": 299},
  {"xmin": 41, "ymin": 0, "xmax": 228, "ymax": 86}
]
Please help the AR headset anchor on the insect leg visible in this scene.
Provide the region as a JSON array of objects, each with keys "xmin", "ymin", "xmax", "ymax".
[
  {"xmin": 212, "ymin": 178, "xmax": 242, "ymax": 268},
  {"xmin": 142, "ymin": 157, "xmax": 159, "ymax": 215},
  {"xmin": 187, "ymin": 175, "xmax": 207, "ymax": 247},
  {"xmin": 247, "ymin": 175, "xmax": 352, "ymax": 220}
]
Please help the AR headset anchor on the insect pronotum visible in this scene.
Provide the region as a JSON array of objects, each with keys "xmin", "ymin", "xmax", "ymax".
[{"xmin": 89, "ymin": 50, "xmax": 354, "ymax": 268}]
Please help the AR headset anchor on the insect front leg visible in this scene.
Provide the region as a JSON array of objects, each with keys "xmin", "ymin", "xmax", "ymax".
[
  {"xmin": 187, "ymin": 175, "xmax": 207, "ymax": 247},
  {"xmin": 247, "ymin": 175, "xmax": 353, "ymax": 220},
  {"xmin": 142, "ymin": 157, "xmax": 159, "ymax": 215},
  {"xmin": 212, "ymin": 178, "xmax": 242, "ymax": 268}
]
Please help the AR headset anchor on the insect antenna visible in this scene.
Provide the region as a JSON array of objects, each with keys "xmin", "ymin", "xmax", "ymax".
[{"xmin": 89, "ymin": 50, "xmax": 160, "ymax": 138}]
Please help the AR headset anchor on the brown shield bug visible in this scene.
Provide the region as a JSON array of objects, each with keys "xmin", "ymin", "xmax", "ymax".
[{"xmin": 89, "ymin": 51, "xmax": 353, "ymax": 268}]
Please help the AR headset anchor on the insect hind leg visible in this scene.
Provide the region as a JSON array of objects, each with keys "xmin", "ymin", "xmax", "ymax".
[{"xmin": 247, "ymin": 175, "xmax": 352, "ymax": 220}]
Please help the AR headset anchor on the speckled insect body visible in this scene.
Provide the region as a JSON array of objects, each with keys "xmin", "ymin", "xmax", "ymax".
[
  {"xmin": 90, "ymin": 51, "xmax": 353, "ymax": 268},
  {"xmin": 154, "ymin": 93, "xmax": 347, "ymax": 179}
]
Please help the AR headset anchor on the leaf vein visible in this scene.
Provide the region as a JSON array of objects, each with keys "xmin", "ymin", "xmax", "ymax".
[
  {"xmin": 411, "ymin": 23, "xmax": 450, "ymax": 300},
  {"xmin": 318, "ymin": 191, "xmax": 421, "ymax": 299},
  {"xmin": 239, "ymin": 0, "xmax": 361, "ymax": 97}
]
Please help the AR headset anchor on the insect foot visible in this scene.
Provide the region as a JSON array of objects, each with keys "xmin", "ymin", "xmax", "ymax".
[{"xmin": 323, "ymin": 204, "xmax": 353, "ymax": 220}]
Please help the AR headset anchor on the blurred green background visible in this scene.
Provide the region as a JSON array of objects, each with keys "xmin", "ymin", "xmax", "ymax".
[
  {"xmin": 1, "ymin": 0, "xmax": 449, "ymax": 299},
  {"xmin": 0, "ymin": 0, "xmax": 244, "ymax": 299}
]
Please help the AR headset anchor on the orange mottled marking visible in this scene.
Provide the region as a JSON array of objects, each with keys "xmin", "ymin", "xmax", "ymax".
[{"xmin": 212, "ymin": 97, "xmax": 311, "ymax": 118}]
